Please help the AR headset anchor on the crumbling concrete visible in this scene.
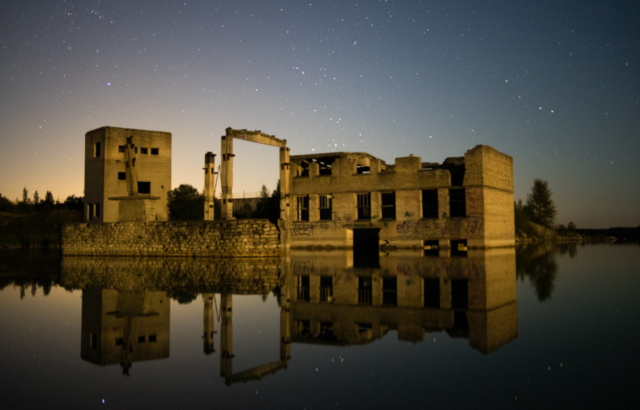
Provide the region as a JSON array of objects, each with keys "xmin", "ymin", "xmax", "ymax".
[{"xmin": 288, "ymin": 145, "xmax": 514, "ymax": 250}]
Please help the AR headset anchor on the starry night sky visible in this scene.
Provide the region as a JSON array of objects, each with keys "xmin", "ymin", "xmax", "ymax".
[{"xmin": 1, "ymin": 0, "xmax": 638, "ymax": 228}]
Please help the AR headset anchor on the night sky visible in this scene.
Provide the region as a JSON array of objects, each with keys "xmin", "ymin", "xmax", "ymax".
[{"xmin": 1, "ymin": 0, "xmax": 638, "ymax": 228}]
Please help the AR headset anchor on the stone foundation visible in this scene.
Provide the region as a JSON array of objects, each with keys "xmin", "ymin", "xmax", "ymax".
[{"xmin": 61, "ymin": 219, "xmax": 280, "ymax": 258}]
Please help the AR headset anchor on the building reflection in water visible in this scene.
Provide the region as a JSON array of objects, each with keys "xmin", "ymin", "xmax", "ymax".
[
  {"xmin": 286, "ymin": 248, "xmax": 517, "ymax": 354},
  {"xmin": 63, "ymin": 247, "xmax": 517, "ymax": 380},
  {"xmin": 80, "ymin": 289, "xmax": 170, "ymax": 375}
]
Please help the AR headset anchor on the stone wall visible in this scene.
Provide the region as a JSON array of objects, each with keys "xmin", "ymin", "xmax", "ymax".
[
  {"xmin": 61, "ymin": 219, "xmax": 280, "ymax": 258},
  {"xmin": 61, "ymin": 257, "xmax": 281, "ymax": 294}
]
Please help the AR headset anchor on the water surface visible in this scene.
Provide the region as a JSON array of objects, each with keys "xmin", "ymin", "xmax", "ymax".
[{"xmin": 0, "ymin": 243, "xmax": 638, "ymax": 409}]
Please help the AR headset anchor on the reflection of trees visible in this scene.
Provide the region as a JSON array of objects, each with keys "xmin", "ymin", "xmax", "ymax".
[
  {"xmin": 0, "ymin": 250, "xmax": 59, "ymax": 299},
  {"xmin": 166, "ymin": 290, "xmax": 199, "ymax": 304},
  {"xmin": 557, "ymin": 243, "xmax": 578, "ymax": 259},
  {"xmin": 516, "ymin": 243, "xmax": 558, "ymax": 301}
]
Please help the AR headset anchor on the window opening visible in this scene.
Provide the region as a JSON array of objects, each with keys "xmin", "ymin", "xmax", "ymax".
[
  {"xmin": 357, "ymin": 193, "xmax": 371, "ymax": 220},
  {"xmin": 382, "ymin": 277, "xmax": 397, "ymax": 306},
  {"xmin": 381, "ymin": 192, "xmax": 396, "ymax": 219},
  {"xmin": 449, "ymin": 189, "xmax": 466, "ymax": 217},
  {"xmin": 94, "ymin": 203, "xmax": 100, "ymax": 218},
  {"xmin": 423, "ymin": 240, "xmax": 439, "ymax": 256},
  {"xmin": 319, "ymin": 195, "xmax": 332, "ymax": 220},
  {"xmin": 424, "ymin": 278, "xmax": 440, "ymax": 308},
  {"xmin": 297, "ymin": 275, "xmax": 310, "ymax": 302},
  {"xmin": 297, "ymin": 320, "xmax": 311, "ymax": 337},
  {"xmin": 118, "ymin": 172, "xmax": 126, "ymax": 181},
  {"xmin": 357, "ymin": 165, "xmax": 370, "ymax": 174},
  {"xmin": 89, "ymin": 333, "xmax": 97, "ymax": 349},
  {"xmin": 357, "ymin": 323, "xmax": 373, "ymax": 334},
  {"xmin": 118, "ymin": 145, "xmax": 125, "ymax": 153},
  {"xmin": 151, "ymin": 148, "xmax": 159, "ymax": 155},
  {"xmin": 141, "ymin": 147, "xmax": 148, "ymax": 154},
  {"xmin": 138, "ymin": 181, "xmax": 151, "ymax": 194},
  {"xmin": 115, "ymin": 337, "xmax": 123, "ymax": 346},
  {"xmin": 296, "ymin": 196, "xmax": 309, "ymax": 221},
  {"xmin": 320, "ymin": 276, "xmax": 333, "ymax": 302},
  {"xmin": 451, "ymin": 239, "xmax": 468, "ymax": 257},
  {"xmin": 358, "ymin": 276, "xmax": 372, "ymax": 305},
  {"xmin": 148, "ymin": 334, "xmax": 157, "ymax": 342},
  {"xmin": 137, "ymin": 335, "xmax": 146, "ymax": 343},
  {"xmin": 94, "ymin": 142, "xmax": 101, "ymax": 157},
  {"xmin": 422, "ymin": 189, "xmax": 438, "ymax": 218}
]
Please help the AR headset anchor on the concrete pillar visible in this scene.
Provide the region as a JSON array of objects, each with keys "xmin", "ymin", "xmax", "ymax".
[
  {"xmin": 309, "ymin": 194, "xmax": 319, "ymax": 222},
  {"xmin": 220, "ymin": 294, "xmax": 233, "ymax": 378},
  {"xmin": 204, "ymin": 152, "xmax": 216, "ymax": 221},
  {"xmin": 309, "ymin": 162, "xmax": 319, "ymax": 178},
  {"xmin": 279, "ymin": 147, "xmax": 291, "ymax": 252},
  {"xmin": 220, "ymin": 130, "xmax": 235, "ymax": 220},
  {"xmin": 203, "ymin": 293, "xmax": 215, "ymax": 355},
  {"xmin": 279, "ymin": 261, "xmax": 291, "ymax": 361},
  {"xmin": 437, "ymin": 188, "xmax": 449, "ymax": 219},
  {"xmin": 370, "ymin": 191, "xmax": 381, "ymax": 221}
]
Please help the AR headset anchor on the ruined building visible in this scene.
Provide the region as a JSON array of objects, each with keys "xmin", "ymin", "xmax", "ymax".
[
  {"xmin": 84, "ymin": 126, "xmax": 171, "ymax": 223},
  {"xmin": 288, "ymin": 145, "xmax": 514, "ymax": 250}
]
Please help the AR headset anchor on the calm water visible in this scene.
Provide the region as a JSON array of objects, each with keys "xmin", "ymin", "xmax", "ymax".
[{"xmin": 0, "ymin": 243, "xmax": 639, "ymax": 409}]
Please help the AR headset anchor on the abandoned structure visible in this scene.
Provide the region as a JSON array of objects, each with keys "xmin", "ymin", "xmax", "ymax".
[
  {"xmin": 288, "ymin": 145, "xmax": 514, "ymax": 250},
  {"xmin": 70, "ymin": 125, "xmax": 514, "ymax": 257},
  {"xmin": 84, "ymin": 126, "xmax": 171, "ymax": 223}
]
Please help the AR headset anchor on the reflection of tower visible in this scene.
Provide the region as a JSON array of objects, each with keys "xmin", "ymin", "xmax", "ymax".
[
  {"xmin": 220, "ymin": 293, "xmax": 234, "ymax": 379},
  {"xmin": 202, "ymin": 293, "xmax": 216, "ymax": 355},
  {"xmin": 203, "ymin": 293, "xmax": 216, "ymax": 355},
  {"xmin": 80, "ymin": 289, "xmax": 170, "ymax": 375},
  {"xmin": 280, "ymin": 281, "xmax": 291, "ymax": 361}
]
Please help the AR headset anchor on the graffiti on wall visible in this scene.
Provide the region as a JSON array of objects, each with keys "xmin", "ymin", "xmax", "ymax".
[
  {"xmin": 290, "ymin": 222, "xmax": 330, "ymax": 237},
  {"xmin": 395, "ymin": 213, "xmax": 485, "ymax": 238}
]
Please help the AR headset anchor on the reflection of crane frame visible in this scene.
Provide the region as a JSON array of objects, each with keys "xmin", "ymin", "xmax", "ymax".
[
  {"xmin": 219, "ymin": 293, "xmax": 291, "ymax": 385},
  {"xmin": 220, "ymin": 127, "xmax": 291, "ymax": 251}
]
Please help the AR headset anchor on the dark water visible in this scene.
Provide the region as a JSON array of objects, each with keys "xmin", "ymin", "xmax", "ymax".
[{"xmin": 0, "ymin": 243, "xmax": 639, "ymax": 409}]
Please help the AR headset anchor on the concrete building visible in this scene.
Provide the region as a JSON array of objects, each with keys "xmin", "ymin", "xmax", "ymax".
[
  {"xmin": 289, "ymin": 145, "xmax": 514, "ymax": 250},
  {"xmin": 84, "ymin": 126, "xmax": 171, "ymax": 223}
]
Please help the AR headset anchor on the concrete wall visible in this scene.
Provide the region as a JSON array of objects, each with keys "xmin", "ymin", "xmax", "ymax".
[
  {"xmin": 61, "ymin": 220, "xmax": 280, "ymax": 258},
  {"xmin": 85, "ymin": 126, "xmax": 172, "ymax": 223},
  {"xmin": 289, "ymin": 145, "xmax": 514, "ymax": 249}
]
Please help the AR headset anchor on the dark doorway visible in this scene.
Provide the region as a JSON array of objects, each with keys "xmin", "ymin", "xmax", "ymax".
[{"xmin": 353, "ymin": 229, "xmax": 380, "ymax": 268}]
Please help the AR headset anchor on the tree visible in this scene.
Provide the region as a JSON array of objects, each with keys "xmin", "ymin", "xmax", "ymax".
[
  {"xmin": 44, "ymin": 191, "xmax": 55, "ymax": 207},
  {"xmin": 33, "ymin": 191, "xmax": 40, "ymax": 205},
  {"xmin": 22, "ymin": 187, "xmax": 29, "ymax": 204},
  {"xmin": 526, "ymin": 179, "xmax": 556, "ymax": 228},
  {"xmin": 167, "ymin": 184, "xmax": 204, "ymax": 221},
  {"xmin": 567, "ymin": 221, "xmax": 576, "ymax": 231}
]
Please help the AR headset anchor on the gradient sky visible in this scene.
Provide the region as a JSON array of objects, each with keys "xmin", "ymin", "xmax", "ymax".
[{"xmin": 1, "ymin": 0, "xmax": 638, "ymax": 228}]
